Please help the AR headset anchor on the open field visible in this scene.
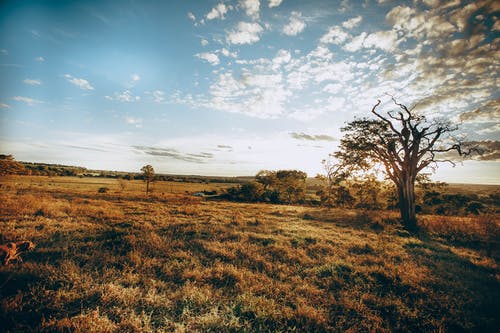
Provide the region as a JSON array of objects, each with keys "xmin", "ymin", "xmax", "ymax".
[{"xmin": 0, "ymin": 176, "xmax": 499, "ymax": 332}]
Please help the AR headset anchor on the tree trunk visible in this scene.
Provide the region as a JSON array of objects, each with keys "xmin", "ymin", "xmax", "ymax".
[
  {"xmin": 397, "ymin": 177, "xmax": 418, "ymax": 231},
  {"xmin": 146, "ymin": 180, "xmax": 150, "ymax": 195}
]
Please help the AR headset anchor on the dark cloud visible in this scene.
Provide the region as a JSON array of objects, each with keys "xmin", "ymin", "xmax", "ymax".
[
  {"xmin": 464, "ymin": 140, "xmax": 500, "ymax": 161},
  {"xmin": 64, "ymin": 145, "xmax": 109, "ymax": 153},
  {"xmin": 459, "ymin": 99, "xmax": 500, "ymax": 123},
  {"xmin": 133, "ymin": 146, "xmax": 213, "ymax": 164},
  {"xmin": 290, "ymin": 132, "xmax": 336, "ymax": 141},
  {"xmin": 437, "ymin": 140, "xmax": 500, "ymax": 162}
]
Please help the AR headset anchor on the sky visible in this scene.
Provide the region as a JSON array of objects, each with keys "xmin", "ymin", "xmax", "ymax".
[{"xmin": 0, "ymin": 0, "xmax": 499, "ymax": 184}]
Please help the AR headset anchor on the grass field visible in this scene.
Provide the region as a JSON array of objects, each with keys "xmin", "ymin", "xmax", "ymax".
[{"xmin": 0, "ymin": 176, "xmax": 499, "ymax": 332}]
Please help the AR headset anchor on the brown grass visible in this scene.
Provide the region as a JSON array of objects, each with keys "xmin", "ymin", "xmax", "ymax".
[{"xmin": 0, "ymin": 176, "xmax": 498, "ymax": 332}]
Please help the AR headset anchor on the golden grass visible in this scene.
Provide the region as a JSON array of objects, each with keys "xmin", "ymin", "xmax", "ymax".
[{"xmin": 0, "ymin": 176, "xmax": 498, "ymax": 332}]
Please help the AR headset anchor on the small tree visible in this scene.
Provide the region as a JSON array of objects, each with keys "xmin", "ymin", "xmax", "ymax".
[
  {"xmin": 141, "ymin": 165, "xmax": 155, "ymax": 195},
  {"xmin": 332, "ymin": 97, "xmax": 474, "ymax": 231}
]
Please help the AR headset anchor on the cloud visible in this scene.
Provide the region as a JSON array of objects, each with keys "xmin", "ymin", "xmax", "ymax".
[
  {"xmin": 35, "ymin": 56, "xmax": 45, "ymax": 62},
  {"xmin": 105, "ymin": 90, "xmax": 140, "ymax": 102},
  {"xmin": 320, "ymin": 26, "xmax": 350, "ymax": 44},
  {"xmin": 201, "ymin": 39, "xmax": 209, "ymax": 46},
  {"xmin": 23, "ymin": 79, "xmax": 42, "ymax": 86},
  {"xmin": 12, "ymin": 96, "xmax": 44, "ymax": 106},
  {"xmin": 221, "ymin": 48, "xmax": 238, "ymax": 58},
  {"xmin": 283, "ymin": 11, "xmax": 306, "ymax": 36},
  {"xmin": 0, "ymin": 49, "xmax": 7, "ymax": 55},
  {"xmin": 206, "ymin": 3, "xmax": 228, "ymax": 20},
  {"xmin": 0, "ymin": 103, "xmax": 10, "ymax": 108},
  {"xmin": 150, "ymin": 90, "xmax": 165, "ymax": 103},
  {"xmin": 195, "ymin": 52, "xmax": 220, "ymax": 65},
  {"xmin": 187, "ymin": 12, "xmax": 196, "ymax": 21},
  {"xmin": 290, "ymin": 132, "xmax": 336, "ymax": 141},
  {"xmin": 240, "ymin": 0, "xmax": 260, "ymax": 19},
  {"xmin": 463, "ymin": 141, "xmax": 500, "ymax": 161},
  {"xmin": 268, "ymin": 0, "xmax": 282, "ymax": 8},
  {"xmin": 134, "ymin": 146, "xmax": 214, "ymax": 164},
  {"xmin": 131, "ymin": 74, "xmax": 140, "ymax": 81},
  {"xmin": 125, "ymin": 116, "xmax": 142, "ymax": 128},
  {"xmin": 342, "ymin": 16, "xmax": 362, "ymax": 29},
  {"xmin": 459, "ymin": 100, "xmax": 500, "ymax": 123},
  {"xmin": 64, "ymin": 74, "xmax": 94, "ymax": 90},
  {"xmin": 226, "ymin": 22, "xmax": 264, "ymax": 45}
]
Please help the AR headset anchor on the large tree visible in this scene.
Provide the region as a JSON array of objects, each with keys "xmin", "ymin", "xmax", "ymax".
[
  {"xmin": 332, "ymin": 98, "xmax": 472, "ymax": 231},
  {"xmin": 141, "ymin": 165, "xmax": 155, "ymax": 195}
]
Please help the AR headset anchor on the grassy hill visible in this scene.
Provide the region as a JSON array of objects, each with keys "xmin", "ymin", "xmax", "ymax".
[{"xmin": 0, "ymin": 176, "xmax": 498, "ymax": 332}]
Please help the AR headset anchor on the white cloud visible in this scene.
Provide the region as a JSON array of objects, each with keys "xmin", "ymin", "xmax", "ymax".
[
  {"xmin": 151, "ymin": 90, "xmax": 165, "ymax": 103},
  {"xmin": 64, "ymin": 74, "xmax": 94, "ymax": 90},
  {"xmin": 240, "ymin": 0, "xmax": 260, "ymax": 19},
  {"xmin": 226, "ymin": 22, "xmax": 264, "ymax": 45},
  {"xmin": 131, "ymin": 74, "xmax": 140, "ymax": 81},
  {"xmin": 206, "ymin": 3, "xmax": 228, "ymax": 20},
  {"xmin": 221, "ymin": 48, "xmax": 238, "ymax": 58},
  {"xmin": 0, "ymin": 103, "xmax": 10, "ymax": 108},
  {"xmin": 125, "ymin": 116, "xmax": 142, "ymax": 128},
  {"xmin": 201, "ymin": 39, "xmax": 209, "ymax": 46},
  {"xmin": 187, "ymin": 12, "xmax": 196, "ymax": 21},
  {"xmin": 105, "ymin": 90, "xmax": 140, "ymax": 102},
  {"xmin": 268, "ymin": 0, "xmax": 282, "ymax": 8},
  {"xmin": 363, "ymin": 30, "xmax": 400, "ymax": 52},
  {"xmin": 196, "ymin": 52, "xmax": 220, "ymax": 65},
  {"xmin": 12, "ymin": 96, "xmax": 44, "ymax": 106},
  {"xmin": 283, "ymin": 11, "xmax": 306, "ymax": 36},
  {"xmin": 35, "ymin": 56, "xmax": 45, "ymax": 62},
  {"xmin": 342, "ymin": 16, "xmax": 362, "ymax": 29},
  {"xmin": 320, "ymin": 26, "xmax": 350, "ymax": 44},
  {"xmin": 342, "ymin": 32, "xmax": 367, "ymax": 52},
  {"xmin": 323, "ymin": 83, "xmax": 342, "ymax": 94},
  {"xmin": 272, "ymin": 49, "xmax": 291, "ymax": 69},
  {"xmin": 23, "ymin": 79, "xmax": 42, "ymax": 86}
]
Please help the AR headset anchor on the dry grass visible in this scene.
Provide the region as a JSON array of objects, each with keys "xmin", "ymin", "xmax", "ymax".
[{"xmin": 0, "ymin": 176, "xmax": 498, "ymax": 332}]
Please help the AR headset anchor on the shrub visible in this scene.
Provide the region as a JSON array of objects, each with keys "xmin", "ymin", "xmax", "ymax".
[{"xmin": 98, "ymin": 187, "xmax": 109, "ymax": 193}]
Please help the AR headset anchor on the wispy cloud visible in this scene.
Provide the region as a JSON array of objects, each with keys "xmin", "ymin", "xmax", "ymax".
[
  {"xmin": 12, "ymin": 96, "xmax": 44, "ymax": 106},
  {"xmin": 125, "ymin": 116, "xmax": 142, "ymax": 128},
  {"xmin": 290, "ymin": 132, "xmax": 336, "ymax": 141},
  {"xmin": 23, "ymin": 79, "xmax": 42, "ymax": 86},
  {"xmin": 35, "ymin": 56, "xmax": 45, "ymax": 62},
  {"xmin": 146, "ymin": 90, "xmax": 166, "ymax": 103},
  {"xmin": 64, "ymin": 74, "xmax": 94, "ymax": 90},
  {"xmin": 131, "ymin": 73, "xmax": 140, "ymax": 82},
  {"xmin": 134, "ymin": 146, "xmax": 214, "ymax": 164},
  {"xmin": 283, "ymin": 11, "xmax": 306, "ymax": 36},
  {"xmin": 0, "ymin": 103, "xmax": 10, "ymax": 108},
  {"xmin": 0, "ymin": 49, "xmax": 7, "ymax": 55},
  {"xmin": 105, "ymin": 90, "xmax": 141, "ymax": 102}
]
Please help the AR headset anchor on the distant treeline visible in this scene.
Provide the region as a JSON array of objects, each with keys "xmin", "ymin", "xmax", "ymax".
[{"xmin": 0, "ymin": 155, "xmax": 246, "ymax": 184}]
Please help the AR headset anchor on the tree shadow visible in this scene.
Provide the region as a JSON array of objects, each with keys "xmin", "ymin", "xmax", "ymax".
[{"xmin": 403, "ymin": 236, "xmax": 499, "ymax": 332}]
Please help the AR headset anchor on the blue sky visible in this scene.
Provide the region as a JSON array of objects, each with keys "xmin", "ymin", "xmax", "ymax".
[{"xmin": 0, "ymin": 0, "xmax": 499, "ymax": 183}]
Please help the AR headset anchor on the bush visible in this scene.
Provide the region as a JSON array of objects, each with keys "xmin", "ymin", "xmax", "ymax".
[{"xmin": 98, "ymin": 187, "xmax": 109, "ymax": 193}]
